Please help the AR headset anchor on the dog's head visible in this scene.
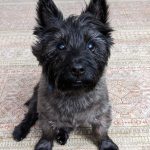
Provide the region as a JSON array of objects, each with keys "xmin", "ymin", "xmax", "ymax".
[{"xmin": 32, "ymin": 0, "xmax": 113, "ymax": 92}]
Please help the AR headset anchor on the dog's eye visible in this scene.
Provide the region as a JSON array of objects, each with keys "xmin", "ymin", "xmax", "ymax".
[
  {"xmin": 57, "ymin": 42, "xmax": 66, "ymax": 50},
  {"xmin": 87, "ymin": 42, "xmax": 95, "ymax": 51}
]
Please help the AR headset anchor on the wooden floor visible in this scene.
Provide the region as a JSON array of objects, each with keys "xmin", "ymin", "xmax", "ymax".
[{"xmin": 0, "ymin": 0, "xmax": 150, "ymax": 149}]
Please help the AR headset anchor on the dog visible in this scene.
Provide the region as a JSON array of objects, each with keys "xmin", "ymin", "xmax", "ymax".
[{"xmin": 12, "ymin": 0, "xmax": 119, "ymax": 150}]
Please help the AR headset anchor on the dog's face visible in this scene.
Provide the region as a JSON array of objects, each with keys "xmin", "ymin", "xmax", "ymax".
[{"xmin": 33, "ymin": 0, "xmax": 113, "ymax": 92}]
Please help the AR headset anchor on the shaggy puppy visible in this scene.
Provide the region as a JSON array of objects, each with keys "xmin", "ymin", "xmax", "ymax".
[{"xmin": 13, "ymin": 0, "xmax": 119, "ymax": 149}]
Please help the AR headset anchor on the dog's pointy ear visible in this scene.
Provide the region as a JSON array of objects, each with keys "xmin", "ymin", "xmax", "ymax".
[
  {"xmin": 34, "ymin": 0, "xmax": 63, "ymax": 36},
  {"xmin": 83, "ymin": 0, "xmax": 109, "ymax": 24}
]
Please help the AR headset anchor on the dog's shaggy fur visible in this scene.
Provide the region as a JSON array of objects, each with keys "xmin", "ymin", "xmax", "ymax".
[{"xmin": 13, "ymin": 0, "xmax": 119, "ymax": 149}]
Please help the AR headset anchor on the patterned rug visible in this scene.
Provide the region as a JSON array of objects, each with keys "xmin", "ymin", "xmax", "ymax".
[{"xmin": 0, "ymin": 0, "xmax": 150, "ymax": 149}]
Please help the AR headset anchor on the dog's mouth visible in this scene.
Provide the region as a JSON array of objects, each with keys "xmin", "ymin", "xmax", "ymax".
[
  {"xmin": 56, "ymin": 78, "xmax": 86, "ymax": 92},
  {"xmin": 72, "ymin": 80, "xmax": 83, "ymax": 87},
  {"xmin": 56, "ymin": 73, "xmax": 97, "ymax": 92}
]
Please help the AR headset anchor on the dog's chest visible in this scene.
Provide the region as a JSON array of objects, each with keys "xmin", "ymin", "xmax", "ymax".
[
  {"xmin": 54, "ymin": 104, "xmax": 100, "ymax": 128},
  {"xmin": 49, "ymin": 99, "xmax": 102, "ymax": 129},
  {"xmin": 38, "ymin": 93, "xmax": 102, "ymax": 129},
  {"xmin": 38, "ymin": 77, "xmax": 108, "ymax": 129}
]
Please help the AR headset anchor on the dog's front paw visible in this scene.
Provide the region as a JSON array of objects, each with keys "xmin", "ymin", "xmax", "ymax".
[
  {"xmin": 35, "ymin": 139, "xmax": 53, "ymax": 150},
  {"xmin": 55, "ymin": 129, "xmax": 69, "ymax": 145},
  {"xmin": 99, "ymin": 139, "xmax": 119, "ymax": 150},
  {"xmin": 12, "ymin": 125, "xmax": 28, "ymax": 141}
]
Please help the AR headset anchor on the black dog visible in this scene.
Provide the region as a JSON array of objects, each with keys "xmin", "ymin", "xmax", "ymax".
[{"xmin": 13, "ymin": 0, "xmax": 119, "ymax": 150}]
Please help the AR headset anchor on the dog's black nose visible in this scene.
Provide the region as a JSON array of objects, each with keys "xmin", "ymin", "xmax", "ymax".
[{"xmin": 71, "ymin": 63, "xmax": 85, "ymax": 77}]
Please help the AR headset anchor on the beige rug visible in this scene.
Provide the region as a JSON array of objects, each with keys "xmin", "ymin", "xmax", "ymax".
[{"xmin": 0, "ymin": 0, "xmax": 150, "ymax": 149}]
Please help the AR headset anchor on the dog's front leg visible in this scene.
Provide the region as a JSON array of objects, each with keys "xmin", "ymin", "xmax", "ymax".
[
  {"xmin": 35, "ymin": 128, "xmax": 55, "ymax": 150},
  {"xmin": 92, "ymin": 111, "xmax": 119, "ymax": 150},
  {"xmin": 92, "ymin": 124, "xmax": 118, "ymax": 150},
  {"xmin": 35, "ymin": 135, "xmax": 53, "ymax": 150}
]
